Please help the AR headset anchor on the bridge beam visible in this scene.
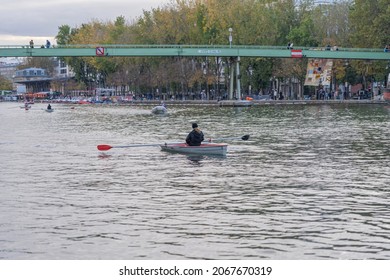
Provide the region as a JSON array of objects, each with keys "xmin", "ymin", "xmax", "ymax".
[{"xmin": 0, "ymin": 45, "xmax": 389, "ymax": 60}]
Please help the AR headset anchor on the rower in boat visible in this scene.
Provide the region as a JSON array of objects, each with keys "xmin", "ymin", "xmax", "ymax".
[
  {"xmin": 151, "ymin": 102, "xmax": 167, "ymax": 114},
  {"xmin": 186, "ymin": 123, "xmax": 204, "ymax": 146},
  {"xmin": 96, "ymin": 133, "xmax": 250, "ymax": 156},
  {"xmin": 45, "ymin": 103, "xmax": 54, "ymax": 112}
]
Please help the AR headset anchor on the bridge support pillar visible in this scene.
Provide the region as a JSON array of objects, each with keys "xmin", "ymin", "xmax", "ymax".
[
  {"xmin": 228, "ymin": 56, "xmax": 242, "ymax": 100},
  {"xmin": 229, "ymin": 59, "xmax": 235, "ymax": 100},
  {"xmin": 236, "ymin": 56, "xmax": 241, "ymax": 100}
]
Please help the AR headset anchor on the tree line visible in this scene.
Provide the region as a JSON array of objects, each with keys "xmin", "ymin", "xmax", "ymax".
[{"xmin": 27, "ymin": 0, "xmax": 390, "ymax": 98}]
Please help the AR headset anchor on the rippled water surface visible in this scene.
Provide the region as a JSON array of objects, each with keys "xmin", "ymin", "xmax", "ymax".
[{"xmin": 1, "ymin": 102, "xmax": 389, "ymax": 259}]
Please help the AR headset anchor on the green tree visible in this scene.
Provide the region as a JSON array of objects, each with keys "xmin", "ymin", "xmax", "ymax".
[
  {"xmin": 0, "ymin": 75, "xmax": 13, "ymax": 90},
  {"xmin": 56, "ymin": 25, "xmax": 74, "ymax": 45},
  {"xmin": 287, "ymin": 16, "xmax": 319, "ymax": 47},
  {"xmin": 349, "ymin": 0, "xmax": 390, "ymax": 48},
  {"xmin": 54, "ymin": 0, "xmax": 389, "ymax": 96}
]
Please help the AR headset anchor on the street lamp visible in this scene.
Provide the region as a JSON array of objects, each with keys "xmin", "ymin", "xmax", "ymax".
[
  {"xmin": 228, "ymin": 28, "xmax": 234, "ymax": 99},
  {"xmin": 228, "ymin": 28, "xmax": 233, "ymax": 48}
]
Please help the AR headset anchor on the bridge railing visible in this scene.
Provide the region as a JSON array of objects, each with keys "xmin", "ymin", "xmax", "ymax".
[{"xmin": 0, "ymin": 44, "xmax": 386, "ymax": 53}]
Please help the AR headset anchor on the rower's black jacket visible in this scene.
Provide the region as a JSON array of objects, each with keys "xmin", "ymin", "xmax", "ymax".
[{"xmin": 186, "ymin": 129, "xmax": 204, "ymax": 146}]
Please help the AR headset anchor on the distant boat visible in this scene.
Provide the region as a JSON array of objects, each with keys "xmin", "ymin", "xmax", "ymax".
[
  {"xmin": 151, "ymin": 105, "xmax": 167, "ymax": 114},
  {"xmin": 45, "ymin": 108, "xmax": 54, "ymax": 112},
  {"xmin": 78, "ymin": 100, "xmax": 90, "ymax": 104}
]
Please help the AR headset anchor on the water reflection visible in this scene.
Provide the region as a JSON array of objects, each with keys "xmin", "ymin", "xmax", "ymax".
[
  {"xmin": 0, "ymin": 102, "xmax": 389, "ymax": 260},
  {"xmin": 186, "ymin": 155, "xmax": 205, "ymax": 162},
  {"xmin": 97, "ymin": 153, "xmax": 112, "ymax": 159},
  {"xmin": 186, "ymin": 154, "xmax": 227, "ymax": 163}
]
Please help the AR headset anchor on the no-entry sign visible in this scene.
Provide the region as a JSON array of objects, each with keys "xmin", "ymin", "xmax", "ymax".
[
  {"xmin": 291, "ymin": 49, "xmax": 303, "ymax": 58},
  {"xmin": 96, "ymin": 47, "xmax": 105, "ymax": 56}
]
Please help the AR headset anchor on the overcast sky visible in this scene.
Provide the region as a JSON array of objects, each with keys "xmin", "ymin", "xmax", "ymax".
[{"xmin": 0, "ymin": 0, "xmax": 170, "ymax": 45}]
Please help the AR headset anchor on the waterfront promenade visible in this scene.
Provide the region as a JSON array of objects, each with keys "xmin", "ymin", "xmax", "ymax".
[
  {"xmin": 3, "ymin": 98, "xmax": 388, "ymax": 107},
  {"xmin": 115, "ymin": 99, "xmax": 388, "ymax": 107}
]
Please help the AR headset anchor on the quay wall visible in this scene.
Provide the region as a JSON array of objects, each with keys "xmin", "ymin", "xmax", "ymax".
[{"xmin": 120, "ymin": 99, "xmax": 388, "ymax": 107}]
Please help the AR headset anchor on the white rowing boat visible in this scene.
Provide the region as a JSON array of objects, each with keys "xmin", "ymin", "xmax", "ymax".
[
  {"xmin": 151, "ymin": 105, "xmax": 167, "ymax": 114},
  {"xmin": 97, "ymin": 135, "xmax": 249, "ymax": 154},
  {"xmin": 160, "ymin": 143, "xmax": 227, "ymax": 156}
]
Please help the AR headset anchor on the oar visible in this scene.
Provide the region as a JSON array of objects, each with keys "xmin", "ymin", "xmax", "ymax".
[
  {"xmin": 97, "ymin": 143, "xmax": 164, "ymax": 151},
  {"xmin": 207, "ymin": 134, "xmax": 250, "ymax": 142},
  {"xmin": 97, "ymin": 135, "xmax": 250, "ymax": 151}
]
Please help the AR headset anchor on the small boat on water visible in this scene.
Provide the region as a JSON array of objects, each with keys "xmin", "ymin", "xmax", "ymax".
[
  {"xmin": 45, "ymin": 109, "xmax": 54, "ymax": 112},
  {"xmin": 160, "ymin": 143, "xmax": 227, "ymax": 156},
  {"xmin": 151, "ymin": 105, "xmax": 168, "ymax": 115},
  {"xmin": 97, "ymin": 135, "xmax": 249, "ymax": 155}
]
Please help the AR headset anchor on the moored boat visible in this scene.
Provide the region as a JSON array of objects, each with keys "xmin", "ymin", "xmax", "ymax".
[{"xmin": 160, "ymin": 143, "xmax": 227, "ymax": 156}]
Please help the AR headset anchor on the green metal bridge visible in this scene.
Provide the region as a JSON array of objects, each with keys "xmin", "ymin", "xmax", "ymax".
[{"xmin": 1, "ymin": 44, "xmax": 389, "ymax": 60}]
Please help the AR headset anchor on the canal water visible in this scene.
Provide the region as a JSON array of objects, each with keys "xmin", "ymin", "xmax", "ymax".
[{"xmin": 0, "ymin": 102, "xmax": 389, "ymax": 260}]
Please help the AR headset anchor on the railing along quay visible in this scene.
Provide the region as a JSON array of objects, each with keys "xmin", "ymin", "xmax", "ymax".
[{"xmin": 119, "ymin": 99, "xmax": 387, "ymax": 107}]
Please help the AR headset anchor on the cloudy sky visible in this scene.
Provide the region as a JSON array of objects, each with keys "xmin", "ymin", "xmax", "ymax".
[{"xmin": 0, "ymin": 0, "xmax": 171, "ymax": 45}]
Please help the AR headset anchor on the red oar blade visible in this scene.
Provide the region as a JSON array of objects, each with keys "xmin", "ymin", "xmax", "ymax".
[{"xmin": 97, "ymin": 144, "xmax": 113, "ymax": 151}]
